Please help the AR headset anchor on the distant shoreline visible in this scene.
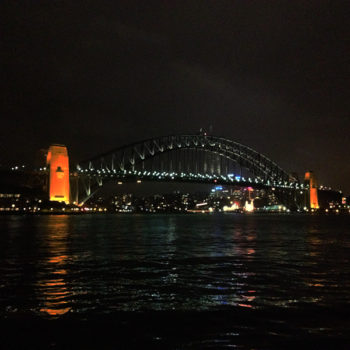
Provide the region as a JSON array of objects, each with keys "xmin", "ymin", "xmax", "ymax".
[{"xmin": 0, "ymin": 211, "xmax": 348, "ymax": 216}]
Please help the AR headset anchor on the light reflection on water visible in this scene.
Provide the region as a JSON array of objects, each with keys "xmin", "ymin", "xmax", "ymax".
[
  {"xmin": 37, "ymin": 217, "xmax": 71, "ymax": 317},
  {"xmin": 0, "ymin": 214, "xmax": 350, "ymax": 319}
]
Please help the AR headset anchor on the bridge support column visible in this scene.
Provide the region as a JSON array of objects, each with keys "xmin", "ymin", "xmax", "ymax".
[
  {"xmin": 46, "ymin": 144, "xmax": 70, "ymax": 204},
  {"xmin": 304, "ymin": 171, "xmax": 319, "ymax": 209},
  {"xmin": 69, "ymin": 172, "xmax": 79, "ymax": 205}
]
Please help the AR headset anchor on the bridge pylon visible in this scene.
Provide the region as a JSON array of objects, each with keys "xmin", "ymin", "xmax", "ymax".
[
  {"xmin": 46, "ymin": 144, "xmax": 70, "ymax": 204},
  {"xmin": 304, "ymin": 171, "xmax": 319, "ymax": 209}
]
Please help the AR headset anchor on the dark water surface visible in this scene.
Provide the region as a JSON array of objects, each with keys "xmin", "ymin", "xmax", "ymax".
[{"xmin": 1, "ymin": 214, "xmax": 350, "ymax": 349}]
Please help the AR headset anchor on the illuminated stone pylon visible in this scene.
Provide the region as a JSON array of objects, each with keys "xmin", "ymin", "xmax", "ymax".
[
  {"xmin": 304, "ymin": 171, "xmax": 319, "ymax": 209},
  {"xmin": 47, "ymin": 145, "xmax": 70, "ymax": 204}
]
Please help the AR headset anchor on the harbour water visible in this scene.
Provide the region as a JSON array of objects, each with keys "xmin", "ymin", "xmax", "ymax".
[{"xmin": 1, "ymin": 214, "xmax": 350, "ymax": 349}]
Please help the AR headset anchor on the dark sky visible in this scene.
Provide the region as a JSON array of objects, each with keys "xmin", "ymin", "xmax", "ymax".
[{"xmin": 1, "ymin": 1, "xmax": 349, "ymax": 192}]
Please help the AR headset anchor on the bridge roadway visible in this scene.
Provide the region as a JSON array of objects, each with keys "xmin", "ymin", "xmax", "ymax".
[{"xmin": 76, "ymin": 169, "xmax": 306, "ymax": 190}]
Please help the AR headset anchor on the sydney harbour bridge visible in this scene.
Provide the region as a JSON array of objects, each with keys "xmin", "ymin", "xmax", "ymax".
[{"xmin": 59, "ymin": 133, "xmax": 313, "ymax": 209}]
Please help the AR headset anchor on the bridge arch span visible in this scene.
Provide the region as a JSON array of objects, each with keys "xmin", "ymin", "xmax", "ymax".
[
  {"xmin": 72, "ymin": 134, "xmax": 303, "ymax": 205},
  {"xmin": 77, "ymin": 134, "xmax": 293, "ymax": 184}
]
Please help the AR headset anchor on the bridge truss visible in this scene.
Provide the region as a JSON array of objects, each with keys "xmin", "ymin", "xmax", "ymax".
[{"xmin": 74, "ymin": 134, "xmax": 303, "ymax": 204}]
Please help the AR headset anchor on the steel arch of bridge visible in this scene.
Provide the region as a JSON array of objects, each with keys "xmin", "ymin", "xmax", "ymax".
[{"xmin": 77, "ymin": 134, "xmax": 295, "ymax": 184}]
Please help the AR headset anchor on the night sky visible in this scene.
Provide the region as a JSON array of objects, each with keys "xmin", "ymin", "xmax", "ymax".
[{"xmin": 1, "ymin": 1, "xmax": 349, "ymax": 192}]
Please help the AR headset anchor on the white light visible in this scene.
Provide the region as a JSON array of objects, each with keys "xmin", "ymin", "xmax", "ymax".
[{"xmin": 244, "ymin": 200, "xmax": 254, "ymax": 212}]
